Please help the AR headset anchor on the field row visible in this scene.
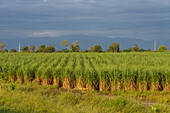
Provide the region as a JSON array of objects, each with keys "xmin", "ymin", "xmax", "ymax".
[{"xmin": 0, "ymin": 53, "xmax": 170, "ymax": 91}]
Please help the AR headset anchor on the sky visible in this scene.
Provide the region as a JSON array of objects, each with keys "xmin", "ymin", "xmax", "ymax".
[{"xmin": 0, "ymin": 0, "xmax": 170, "ymax": 40}]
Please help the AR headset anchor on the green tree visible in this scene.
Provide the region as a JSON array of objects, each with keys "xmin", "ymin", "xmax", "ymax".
[
  {"xmin": 89, "ymin": 46, "xmax": 94, "ymax": 52},
  {"xmin": 140, "ymin": 49, "xmax": 146, "ymax": 52},
  {"xmin": 60, "ymin": 40, "xmax": 80, "ymax": 52},
  {"xmin": 147, "ymin": 49, "xmax": 152, "ymax": 52},
  {"xmin": 44, "ymin": 45, "xmax": 56, "ymax": 53},
  {"xmin": 72, "ymin": 41, "xmax": 79, "ymax": 46},
  {"xmin": 30, "ymin": 45, "xmax": 35, "ymax": 53},
  {"xmin": 0, "ymin": 42, "xmax": 7, "ymax": 52},
  {"xmin": 132, "ymin": 44, "xmax": 140, "ymax": 52},
  {"xmin": 157, "ymin": 45, "xmax": 167, "ymax": 52},
  {"xmin": 89, "ymin": 45, "xmax": 102, "ymax": 52},
  {"xmin": 10, "ymin": 48, "xmax": 17, "ymax": 52},
  {"xmin": 109, "ymin": 43, "xmax": 120, "ymax": 53},
  {"xmin": 60, "ymin": 40, "xmax": 70, "ymax": 49},
  {"xmin": 81, "ymin": 50, "xmax": 90, "ymax": 53},
  {"xmin": 36, "ymin": 44, "xmax": 46, "ymax": 52},
  {"xmin": 2, "ymin": 49, "xmax": 8, "ymax": 52},
  {"xmin": 51, "ymin": 45, "xmax": 56, "ymax": 52},
  {"xmin": 123, "ymin": 48, "xmax": 131, "ymax": 52},
  {"xmin": 70, "ymin": 44, "xmax": 80, "ymax": 52},
  {"xmin": 21, "ymin": 46, "xmax": 30, "ymax": 52},
  {"xmin": 36, "ymin": 45, "xmax": 56, "ymax": 53},
  {"xmin": 61, "ymin": 49, "xmax": 70, "ymax": 53}
]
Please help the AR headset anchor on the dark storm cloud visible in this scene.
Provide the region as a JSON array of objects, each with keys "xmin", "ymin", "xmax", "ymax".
[{"xmin": 0, "ymin": 0, "xmax": 170, "ymax": 40}]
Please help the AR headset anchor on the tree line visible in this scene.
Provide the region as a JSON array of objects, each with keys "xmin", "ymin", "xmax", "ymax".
[{"xmin": 0, "ymin": 40, "xmax": 168, "ymax": 53}]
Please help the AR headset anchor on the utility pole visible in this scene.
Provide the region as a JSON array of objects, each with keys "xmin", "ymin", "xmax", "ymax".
[
  {"xmin": 154, "ymin": 40, "xmax": 156, "ymax": 51},
  {"xmin": 19, "ymin": 42, "xmax": 21, "ymax": 52}
]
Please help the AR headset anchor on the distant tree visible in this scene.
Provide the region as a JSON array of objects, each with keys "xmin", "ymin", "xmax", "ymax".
[
  {"xmin": 60, "ymin": 40, "xmax": 70, "ymax": 49},
  {"xmin": 10, "ymin": 48, "xmax": 17, "ymax": 53},
  {"xmin": 123, "ymin": 47, "xmax": 149, "ymax": 52},
  {"xmin": 103, "ymin": 49, "xmax": 110, "ymax": 52},
  {"xmin": 80, "ymin": 50, "xmax": 90, "ymax": 53},
  {"xmin": 0, "ymin": 42, "xmax": 7, "ymax": 52},
  {"xmin": 36, "ymin": 44, "xmax": 46, "ymax": 52},
  {"xmin": 56, "ymin": 50, "xmax": 62, "ymax": 53},
  {"xmin": 84, "ymin": 50, "xmax": 90, "ymax": 52},
  {"xmin": 131, "ymin": 44, "xmax": 140, "ymax": 52},
  {"xmin": 36, "ymin": 44, "xmax": 56, "ymax": 53},
  {"xmin": 72, "ymin": 41, "xmax": 79, "ymax": 46},
  {"xmin": 70, "ymin": 44, "xmax": 80, "ymax": 52},
  {"xmin": 2, "ymin": 49, "xmax": 8, "ymax": 52},
  {"xmin": 61, "ymin": 49, "xmax": 70, "ymax": 53},
  {"xmin": 157, "ymin": 45, "xmax": 167, "ymax": 52},
  {"xmin": 122, "ymin": 48, "xmax": 131, "ymax": 52},
  {"xmin": 30, "ymin": 45, "xmax": 35, "ymax": 53},
  {"xmin": 21, "ymin": 46, "xmax": 30, "ymax": 52},
  {"xmin": 140, "ymin": 49, "xmax": 146, "ymax": 52},
  {"xmin": 94, "ymin": 45, "xmax": 102, "ymax": 52},
  {"xmin": 70, "ymin": 41, "xmax": 80, "ymax": 52},
  {"xmin": 60, "ymin": 40, "xmax": 80, "ymax": 52},
  {"xmin": 44, "ymin": 47, "xmax": 50, "ymax": 53},
  {"xmin": 89, "ymin": 46, "xmax": 94, "ymax": 52},
  {"xmin": 147, "ymin": 49, "xmax": 152, "ymax": 52},
  {"xmin": 52, "ymin": 45, "xmax": 56, "ymax": 52},
  {"xmin": 109, "ymin": 43, "xmax": 120, "ymax": 53},
  {"xmin": 89, "ymin": 45, "xmax": 102, "ymax": 52},
  {"xmin": 44, "ymin": 45, "xmax": 56, "ymax": 53}
]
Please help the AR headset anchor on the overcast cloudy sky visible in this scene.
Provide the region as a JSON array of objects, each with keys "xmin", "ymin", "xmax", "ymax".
[{"xmin": 0, "ymin": 0, "xmax": 170, "ymax": 40}]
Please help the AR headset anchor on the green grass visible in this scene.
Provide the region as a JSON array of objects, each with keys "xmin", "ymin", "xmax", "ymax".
[
  {"xmin": 0, "ymin": 83, "xmax": 169, "ymax": 113},
  {"xmin": 100, "ymin": 90, "xmax": 170, "ymax": 104}
]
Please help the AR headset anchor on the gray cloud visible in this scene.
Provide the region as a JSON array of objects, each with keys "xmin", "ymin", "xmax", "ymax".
[{"xmin": 0, "ymin": 0, "xmax": 170, "ymax": 40}]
